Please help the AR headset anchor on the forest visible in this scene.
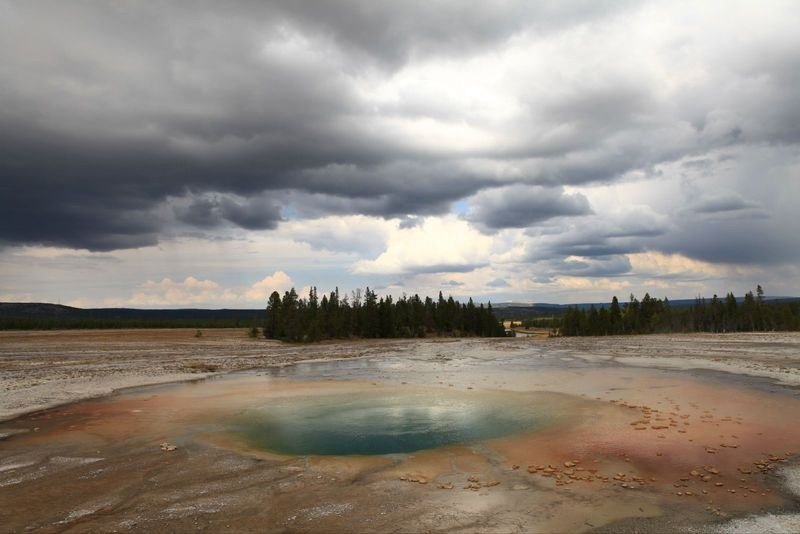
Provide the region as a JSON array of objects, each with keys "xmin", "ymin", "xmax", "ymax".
[
  {"xmin": 558, "ymin": 285, "xmax": 800, "ymax": 336},
  {"xmin": 264, "ymin": 287, "xmax": 506, "ymax": 341}
]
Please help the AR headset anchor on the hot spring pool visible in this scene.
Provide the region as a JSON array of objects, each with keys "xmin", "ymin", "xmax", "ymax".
[{"xmin": 230, "ymin": 390, "xmax": 555, "ymax": 455}]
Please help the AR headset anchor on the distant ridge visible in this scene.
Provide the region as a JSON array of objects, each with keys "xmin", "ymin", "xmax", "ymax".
[
  {"xmin": 0, "ymin": 302, "xmax": 82, "ymax": 316},
  {"xmin": 492, "ymin": 297, "xmax": 800, "ymax": 319},
  {"xmin": 0, "ymin": 302, "xmax": 264, "ymax": 329},
  {"xmin": 0, "ymin": 302, "xmax": 263, "ymax": 320}
]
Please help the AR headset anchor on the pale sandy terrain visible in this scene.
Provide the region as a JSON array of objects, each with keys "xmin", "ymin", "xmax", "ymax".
[
  {"xmin": 545, "ymin": 332, "xmax": 800, "ymax": 386},
  {"xmin": 2, "ymin": 330, "xmax": 800, "ymax": 421},
  {"xmin": 0, "ymin": 329, "xmax": 411, "ymax": 421}
]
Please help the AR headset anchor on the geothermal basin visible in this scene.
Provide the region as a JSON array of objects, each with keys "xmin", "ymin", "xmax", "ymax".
[
  {"xmin": 1, "ymin": 332, "xmax": 800, "ymax": 532},
  {"xmin": 231, "ymin": 389, "xmax": 560, "ymax": 456}
]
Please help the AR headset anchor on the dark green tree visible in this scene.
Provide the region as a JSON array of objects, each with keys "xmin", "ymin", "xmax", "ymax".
[
  {"xmin": 264, "ymin": 291, "xmax": 282, "ymax": 339},
  {"xmin": 609, "ymin": 296, "xmax": 622, "ymax": 335}
]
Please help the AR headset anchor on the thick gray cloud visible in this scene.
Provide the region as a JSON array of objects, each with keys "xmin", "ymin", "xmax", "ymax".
[
  {"xmin": 0, "ymin": 1, "xmax": 524, "ymax": 250},
  {"xmin": 174, "ymin": 194, "xmax": 283, "ymax": 230},
  {"xmin": 663, "ymin": 224, "xmax": 799, "ymax": 265},
  {"xmin": 284, "ymin": 162, "xmax": 496, "ymax": 219},
  {"xmin": 175, "ymin": 198, "xmax": 224, "ymax": 229},
  {"xmin": 526, "ymin": 208, "xmax": 670, "ymax": 259},
  {"xmin": 467, "ymin": 186, "xmax": 592, "ymax": 231},
  {"xmin": 268, "ymin": 0, "xmax": 637, "ymax": 68},
  {"xmin": 520, "ymin": 208, "xmax": 671, "ymax": 280},
  {"xmin": 653, "ymin": 144, "xmax": 800, "ymax": 267},
  {"xmin": 0, "ymin": 0, "xmax": 798, "ymax": 271},
  {"xmin": 217, "ymin": 197, "xmax": 283, "ymax": 230},
  {"xmin": 689, "ymin": 193, "xmax": 765, "ymax": 216},
  {"xmin": 662, "ymin": 199, "xmax": 799, "ymax": 266}
]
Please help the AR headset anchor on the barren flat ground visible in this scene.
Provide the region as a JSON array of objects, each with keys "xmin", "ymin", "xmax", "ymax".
[{"xmin": 1, "ymin": 330, "xmax": 800, "ymax": 532}]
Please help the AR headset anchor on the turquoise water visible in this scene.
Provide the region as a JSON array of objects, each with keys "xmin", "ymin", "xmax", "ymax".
[{"xmin": 231, "ymin": 390, "xmax": 551, "ymax": 455}]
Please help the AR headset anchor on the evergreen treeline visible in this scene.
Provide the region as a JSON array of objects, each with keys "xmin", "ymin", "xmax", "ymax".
[
  {"xmin": 559, "ymin": 286, "xmax": 800, "ymax": 336},
  {"xmin": 264, "ymin": 287, "xmax": 506, "ymax": 341}
]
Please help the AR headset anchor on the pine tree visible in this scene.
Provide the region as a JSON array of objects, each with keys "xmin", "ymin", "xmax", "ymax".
[
  {"xmin": 609, "ymin": 296, "xmax": 621, "ymax": 335},
  {"xmin": 264, "ymin": 291, "xmax": 282, "ymax": 338}
]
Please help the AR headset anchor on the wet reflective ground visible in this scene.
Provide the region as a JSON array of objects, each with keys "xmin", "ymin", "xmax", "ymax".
[{"xmin": 2, "ymin": 338, "xmax": 800, "ymax": 532}]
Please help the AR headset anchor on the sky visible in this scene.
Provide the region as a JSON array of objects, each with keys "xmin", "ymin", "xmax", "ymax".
[{"xmin": 1, "ymin": 0, "xmax": 799, "ymax": 308}]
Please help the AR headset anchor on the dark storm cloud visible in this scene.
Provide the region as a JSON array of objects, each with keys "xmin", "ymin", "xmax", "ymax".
[
  {"xmin": 1, "ymin": 0, "xmax": 799, "ymax": 264},
  {"xmin": 285, "ymin": 163, "xmax": 496, "ymax": 219},
  {"xmin": 663, "ymin": 227, "xmax": 800, "ymax": 265},
  {"xmin": 650, "ymin": 146, "xmax": 800, "ymax": 267},
  {"xmin": 0, "ymin": 203, "xmax": 161, "ymax": 252},
  {"xmin": 1, "ymin": 0, "xmax": 526, "ymax": 250},
  {"xmin": 525, "ymin": 166, "xmax": 800, "ymax": 270},
  {"xmin": 467, "ymin": 186, "xmax": 592, "ymax": 231},
  {"xmin": 523, "ymin": 209, "xmax": 669, "ymax": 276},
  {"xmin": 661, "ymin": 214, "xmax": 800, "ymax": 266},
  {"xmin": 601, "ymin": 210, "xmax": 671, "ymax": 239},
  {"xmin": 689, "ymin": 193, "xmax": 764, "ymax": 215},
  {"xmin": 175, "ymin": 195, "xmax": 284, "ymax": 230},
  {"xmin": 174, "ymin": 198, "xmax": 223, "ymax": 229},
  {"xmin": 546, "ymin": 228, "xmax": 659, "ymax": 259},
  {"xmin": 217, "ymin": 197, "xmax": 283, "ymax": 230}
]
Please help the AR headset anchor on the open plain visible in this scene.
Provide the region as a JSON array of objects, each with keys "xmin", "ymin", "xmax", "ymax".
[{"xmin": 2, "ymin": 330, "xmax": 800, "ymax": 532}]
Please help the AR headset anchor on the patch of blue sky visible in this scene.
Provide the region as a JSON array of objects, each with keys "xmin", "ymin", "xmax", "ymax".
[{"xmin": 451, "ymin": 199, "xmax": 469, "ymax": 215}]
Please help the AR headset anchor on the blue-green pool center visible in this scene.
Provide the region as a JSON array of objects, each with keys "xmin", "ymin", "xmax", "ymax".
[{"xmin": 231, "ymin": 390, "xmax": 553, "ymax": 456}]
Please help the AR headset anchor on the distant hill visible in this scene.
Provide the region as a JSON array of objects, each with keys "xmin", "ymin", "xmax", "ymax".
[
  {"xmin": 0, "ymin": 302, "xmax": 264, "ymax": 319},
  {"xmin": 0, "ymin": 302, "xmax": 265, "ymax": 329},
  {"xmin": 0, "ymin": 302, "xmax": 82, "ymax": 316},
  {"xmin": 492, "ymin": 297, "xmax": 800, "ymax": 319}
]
